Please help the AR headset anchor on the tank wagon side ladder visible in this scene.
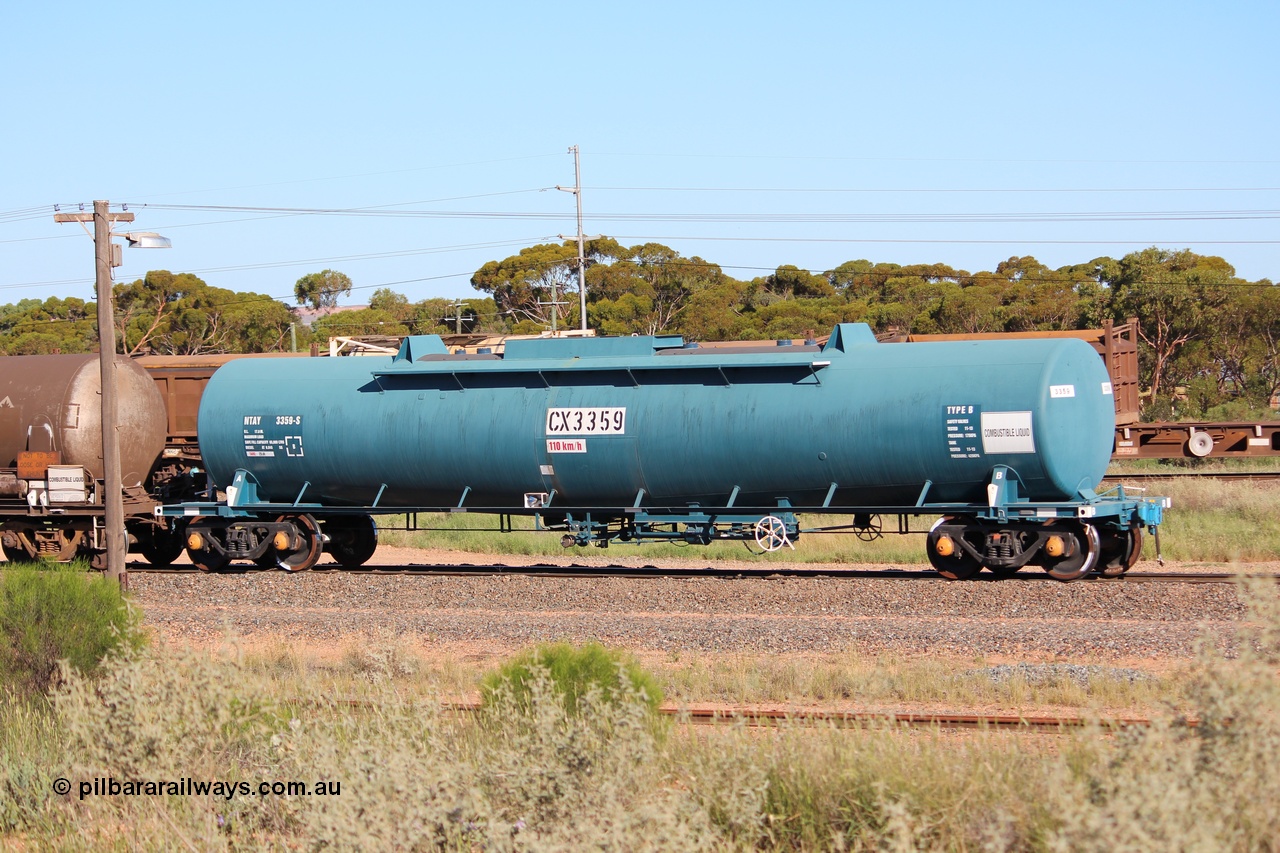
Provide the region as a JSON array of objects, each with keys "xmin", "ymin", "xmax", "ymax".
[{"xmin": 161, "ymin": 465, "xmax": 1168, "ymax": 581}]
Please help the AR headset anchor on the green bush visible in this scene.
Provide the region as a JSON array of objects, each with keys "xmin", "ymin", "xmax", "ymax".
[
  {"xmin": 480, "ymin": 641, "xmax": 663, "ymax": 716},
  {"xmin": 0, "ymin": 696, "xmax": 63, "ymax": 835},
  {"xmin": 0, "ymin": 560, "xmax": 146, "ymax": 696},
  {"xmin": 3, "ymin": 594, "xmax": 1278, "ymax": 850}
]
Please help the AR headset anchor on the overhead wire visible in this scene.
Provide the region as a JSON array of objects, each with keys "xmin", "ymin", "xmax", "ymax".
[
  {"xmin": 2, "ymin": 174, "xmax": 1275, "ymax": 306},
  {"xmin": 0, "ymin": 236, "xmax": 557, "ymax": 292},
  {"xmin": 5, "ymin": 247, "xmax": 1275, "ymax": 338},
  {"xmin": 589, "ymin": 150, "xmax": 1280, "ymax": 166},
  {"xmin": 125, "ymin": 202, "xmax": 1280, "ymax": 224},
  {"xmin": 588, "ymin": 185, "xmax": 1280, "ymax": 194}
]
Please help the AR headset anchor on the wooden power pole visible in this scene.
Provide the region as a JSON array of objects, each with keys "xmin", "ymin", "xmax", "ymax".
[{"xmin": 54, "ymin": 201, "xmax": 134, "ymax": 586}]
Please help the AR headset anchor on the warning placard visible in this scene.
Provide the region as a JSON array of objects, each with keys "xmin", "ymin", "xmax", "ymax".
[{"xmin": 981, "ymin": 411, "xmax": 1035, "ymax": 454}]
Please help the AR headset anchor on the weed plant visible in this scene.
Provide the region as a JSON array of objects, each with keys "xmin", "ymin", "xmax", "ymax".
[
  {"xmin": 1042, "ymin": 579, "xmax": 1280, "ymax": 851},
  {"xmin": 375, "ymin": 470, "xmax": 1280, "ymax": 564},
  {"xmin": 0, "ymin": 559, "xmax": 146, "ymax": 696},
  {"xmin": 1, "ymin": 586, "xmax": 1277, "ymax": 849},
  {"xmin": 480, "ymin": 640, "xmax": 663, "ymax": 716},
  {"xmin": 378, "ymin": 511, "xmax": 947, "ymax": 564},
  {"xmin": 657, "ymin": 653, "xmax": 1177, "ymax": 713}
]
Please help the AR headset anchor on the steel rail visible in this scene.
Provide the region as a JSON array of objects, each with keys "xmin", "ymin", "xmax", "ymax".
[
  {"xmin": 660, "ymin": 707, "xmax": 1178, "ymax": 730},
  {"xmin": 302, "ymin": 698, "xmax": 1179, "ymax": 731},
  {"xmin": 121, "ymin": 561, "xmax": 1275, "ymax": 585},
  {"xmin": 1104, "ymin": 471, "xmax": 1280, "ymax": 481}
]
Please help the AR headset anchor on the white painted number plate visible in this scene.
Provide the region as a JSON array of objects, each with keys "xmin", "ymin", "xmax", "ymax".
[{"xmin": 545, "ymin": 407, "xmax": 626, "ymax": 435}]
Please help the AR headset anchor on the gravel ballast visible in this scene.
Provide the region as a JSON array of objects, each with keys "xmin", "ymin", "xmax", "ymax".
[{"xmin": 125, "ymin": 548, "xmax": 1263, "ymax": 661}]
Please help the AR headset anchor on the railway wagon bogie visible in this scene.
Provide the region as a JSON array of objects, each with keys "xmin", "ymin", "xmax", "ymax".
[
  {"xmin": 1, "ymin": 521, "xmax": 87, "ymax": 563},
  {"xmin": 181, "ymin": 513, "xmax": 332, "ymax": 572},
  {"xmin": 178, "ymin": 511, "xmax": 379, "ymax": 572},
  {"xmin": 927, "ymin": 516, "xmax": 1111, "ymax": 581}
]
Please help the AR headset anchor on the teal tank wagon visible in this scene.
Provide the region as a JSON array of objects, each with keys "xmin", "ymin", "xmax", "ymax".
[{"xmin": 175, "ymin": 323, "xmax": 1166, "ymax": 580}]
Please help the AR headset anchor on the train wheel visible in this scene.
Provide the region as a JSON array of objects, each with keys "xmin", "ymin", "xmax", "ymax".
[
  {"xmin": 1099, "ymin": 527, "xmax": 1144, "ymax": 578},
  {"xmin": 187, "ymin": 548, "xmax": 231, "ymax": 573},
  {"xmin": 1, "ymin": 537, "xmax": 36, "ymax": 563},
  {"xmin": 323, "ymin": 515, "xmax": 378, "ymax": 569},
  {"xmin": 926, "ymin": 518, "xmax": 983, "ymax": 580},
  {"xmin": 275, "ymin": 514, "xmax": 322, "ymax": 572},
  {"xmin": 1043, "ymin": 523, "xmax": 1102, "ymax": 582},
  {"xmin": 184, "ymin": 518, "xmax": 230, "ymax": 573},
  {"xmin": 139, "ymin": 526, "xmax": 185, "ymax": 568}
]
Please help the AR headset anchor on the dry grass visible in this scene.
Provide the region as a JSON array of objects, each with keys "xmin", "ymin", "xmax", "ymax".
[
  {"xmin": 2, "ymin": 586, "xmax": 1277, "ymax": 850},
  {"xmin": 225, "ymin": 637, "xmax": 1187, "ymax": 717},
  {"xmin": 376, "ymin": 510, "xmax": 924, "ymax": 564},
  {"xmin": 373, "ymin": 471, "xmax": 1280, "ymax": 565}
]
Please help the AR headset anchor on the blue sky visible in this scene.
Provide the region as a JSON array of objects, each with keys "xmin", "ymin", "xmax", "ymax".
[{"xmin": 2, "ymin": 1, "xmax": 1276, "ymax": 310}]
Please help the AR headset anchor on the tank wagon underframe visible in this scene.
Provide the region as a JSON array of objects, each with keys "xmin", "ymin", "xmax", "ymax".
[
  {"xmin": 160, "ymin": 463, "xmax": 1166, "ymax": 581},
  {"xmin": 0, "ymin": 481, "xmax": 161, "ymax": 566}
]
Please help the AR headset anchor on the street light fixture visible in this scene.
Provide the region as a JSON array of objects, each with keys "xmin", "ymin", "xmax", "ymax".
[
  {"xmin": 121, "ymin": 232, "xmax": 172, "ymax": 249},
  {"xmin": 54, "ymin": 200, "xmax": 171, "ymax": 585}
]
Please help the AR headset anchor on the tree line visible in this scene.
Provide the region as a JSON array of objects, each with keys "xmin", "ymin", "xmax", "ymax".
[{"xmin": 1, "ymin": 241, "xmax": 1276, "ymax": 420}]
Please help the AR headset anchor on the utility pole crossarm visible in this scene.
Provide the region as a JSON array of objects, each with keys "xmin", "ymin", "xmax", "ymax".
[
  {"xmin": 54, "ymin": 212, "xmax": 134, "ymax": 223},
  {"xmin": 445, "ymin": 298, "xmax": 471, "ymax": 334}
]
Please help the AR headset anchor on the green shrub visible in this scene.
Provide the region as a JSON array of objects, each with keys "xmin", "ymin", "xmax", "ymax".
[
  {"xmin": 0, "ymin": 561, "xmax": 146, "ymax": 696},
  {"xmin": 0, "ymin": 696, "xmax": 63, "ymax": 834},
  {"xmin": 480, "ymin": 641, "xmax": 663, "ymax": 716}
]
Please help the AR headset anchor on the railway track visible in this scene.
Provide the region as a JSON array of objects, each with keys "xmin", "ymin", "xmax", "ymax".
[
  {"xmin": 122, "ymin": 561, "xmax": 1273, "ymax": 585},
  {"xmin": 302, "ymin": 697, "xmax": 1177, "ymax": 731},
  {"xmin": 447, "ymin": 702, "xmax": 1178, "ymax": 731},
  {"xmin": 1104, "ymin": 470, "xmax": 1280, "ymax": 481}
]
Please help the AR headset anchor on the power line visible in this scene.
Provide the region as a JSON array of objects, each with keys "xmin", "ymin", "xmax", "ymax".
[
  {"xmin": 589, "ymin": 185, "xmax": 1280, "ymax": 194},
  {"xmin": 121, "ymin": 203, "xmax": 1280, "ymax": 224},
  {"xmin": 612, "ymin": 234, "xmax": 1280, "ymax": 245},
  {"xmin": 0, "ymin": 236, "xmax": 557, "ymax": 292},
  {"xmin": 590, "ymin": 151, "xmax": 1280, "ymax": 166}
]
